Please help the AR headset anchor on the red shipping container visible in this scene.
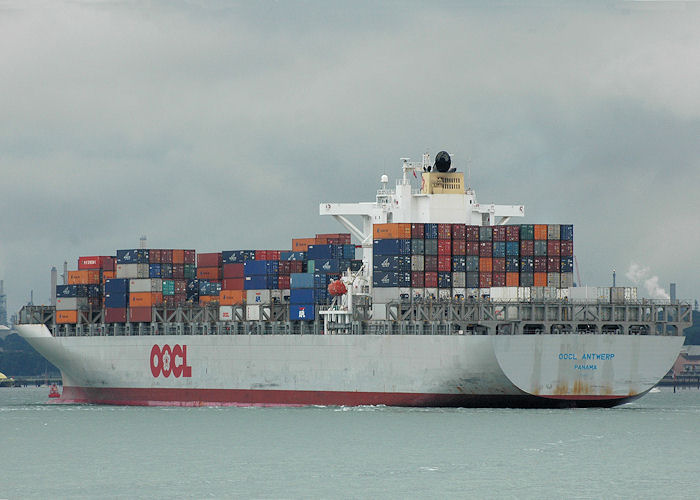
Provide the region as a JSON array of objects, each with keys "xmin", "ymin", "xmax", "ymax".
[
  {"xmin": 316, "ymin": 233, "xmax": 351, "ymax": 244},
  {"xmin": 534, "ymin": 272, "xmax": 547, "ymax": 287},
  {"xmin": 129, "ymin": 306, "xmax": 152, "ymax": 322},
  {"xmin": 547, "ymin": 241, "xmax": 561, "ymax": 256},
  {"xmin": 438, "ymin": 255, "xmax": 451, "ymax": 272},
  {"xmin": 78, "ymin": 256, "xmax": 105, "ymax": 270},
  {"xmin": 437, "ymin": 224, "xmax": 451, "ymax": 240},
  {"xmin": 184, "ymin": 250, "xmax": 196, "ymax": 264},
  {"xmin": 560, "ymin": 240, "xmax": 573, "ymax": 256},
  {"xmin": 149, "ymin": 249, "xmax": 162, "ymax": 264},
  {"xmin": 278, "ymin": 275, "xmax": 290, "ymax": 289},
  {"xmin": 222, "ymin": 278, "xmax": 244, "ymax": 290},
  {"xmin": 162, "ymin": 249, "xmax": 173, "ymax": 264},
  {"xmin": 492, "ymin": 272, "xmax": 506, "ymax": 287},
  {"xmin": 105, "ymin": 307, "xmax": 127, "ymax": 323},
  {"xmin": 223, "ymin": 263, "xmax": 244, "ymax": 278},
  {"xmin": 174, "ymin": 279, "xmax": 187, "ymax": 293},
  {"xmin": 174, "ymin": 292, "xmax": 187, "ymax": 304},
  {"xmin": 466, "ymin": 226, "xmax": 480, "ymax": 241},
  {"xmin": 197, "ymin": 267, "xmax": 221, "ymax": 279},
  {"xmin": 438, "ymin": 240, "xmax": 452, "ymax": 255},
  {"xmin": 479, "ymin": 242, "xmax": 493, "ymax": 257},
  {"xmin": 547, "ymin": 257, "xmax": 561, "ymax": 272},
  {"xmin": 197, "ymin": 252, "xmax": 221, "ymax": 267},
  {"xmin": 534, "ymin": 225, "xmax": 548, "ymax": 240},
  {"xmin": 411, "ymin": 271, "xmax": 425, "ymax": 288},
  {"xmin": 289, "ymin": 261, "xmax": 303, "ymax": 273},
  {"xmin": 424, "ymin": 271, "xmax": 438, "ymax": 288},
  {"xmin": 534, "ymin": 257, "xmax": 547, "ymax": 273},
  {"xmin": 411, "ymin": 223, "xmax": 425, "ymax": 239},
  {"xmin": 506, "ymin": 226, "xmax": 520, "ymax": 242},
  {"xmin": 451, "ymin": 224, "xmax": 466, "ymax": 240},
  {"xmin": 278, "ymin": 261, "xmax": 291, "ymax": 275},
  {"xmin": 172, "ymin": 264, "xmax": 184, "ymax": 278},
  {"xmin": 479, "ymin": 273, "xmax": 493, "ymax": 288},
  {"xmin": 506, "ymin": 272, "xmax": 519, "ymax": 287},
  {"xmin": 493, "ymin": 226, "xmax": 507, "ymax": 241},
  {"xmin": 480, "ymin": 257, "xmax": 493, "ymax": 273},
  {"xmin": 255, "ymin": 250, "xmax": 269, "ymax": 260},
  {"xmin": 173, "ymin": 249, "xmax": 185, "ymax": 264},
  {"xmin": 466, "ymin": 241, "xmax": 480, "ymax": 256},
  {"xmin": 270, "ymin": 250, "xmax": 282, "ymax": 260},
  {"xmin": 424, "ymin": 255, "xmax": 438, "ymax": 272},
  {"xmin": 493, "ymin": 258, "xmax": 506, "ymax": 272},
  {"xmin": 452, "ymin": 239, "xmax": 466, "ymax": 255},
  {"xmin": 520, "ymin": 240, "xmax": 534, "ymax": 256}
]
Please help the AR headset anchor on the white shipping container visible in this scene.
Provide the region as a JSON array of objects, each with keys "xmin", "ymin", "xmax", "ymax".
[
  {"xmin": 56, "ymin": 297, "xmax": 87, "ymax": 311},
  {"xmin": 453, "ymin": 287, "xmax": 466, "ymax": 299},
  {"xmin": 270, "ymin": 290, "xmax": 283, "ymax": 304},
  {"xmin": 425, "ymin": 288, "xmax": 438, "ymax": 300},
  {"xmin": 137, "ymin": 264, "xmax": 149, "ymax": 278},
  {"xmin": 490, "ymin": 287, "xmax": 519, "ymax": 300},
  {"xmin": 399, "ymin": 287, "xmax": 411, "ymax": 300},
  {"xmin": 219, "ymin": 306, "xmax": 233, "ymax": 321},
  {"xmin": 411, "ymin": 288, "xmax": 425, "ymax": 299},
  {"xmin": 281, "ymin": 289, "xmax": 291, "ymax": 302},
  {"xmin": 129, "ymin": 279, "xmax": 162, "ymax": 293},
  {"xmin": 518, "ymin": 287, "xmax": 532, "ymax": 301},
  {"xmin": 568, "ymin": 286, "xmax": 599, "ymax": 301},
  {"xmin": 246, "ymin": 305, "xmax": 260, "ymax": 321},
  {"xmin": 597, "ymin": 287, "xmax": 611, "ymax": 302},
  {"xmin": 116, "ymin": 264, "xmax": 138, "ymax": 279},
  {"xmin": 246, "ymin": 290, "xmax": 270, "ymax": 304},
  {"xmin": 373, "ymin": 287, "xmax": 401, "ymax": 304},
  {"xmin": 438, "ymin": 289, "xmax": 451, "ymax": 300},
  {"xmin": 466, "ymin": 288, "xmax": 480, "ymax": 299}
]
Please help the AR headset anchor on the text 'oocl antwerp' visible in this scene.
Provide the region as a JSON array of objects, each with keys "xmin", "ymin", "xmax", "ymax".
[{"xmin": 17, "ymin": 151, "xmax": 692, "ymax": 408}]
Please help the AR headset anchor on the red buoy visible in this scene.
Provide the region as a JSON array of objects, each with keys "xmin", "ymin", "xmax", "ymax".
[{"xmin": 328, "ymin": 280, "xmax": 347, "ymax": 296}]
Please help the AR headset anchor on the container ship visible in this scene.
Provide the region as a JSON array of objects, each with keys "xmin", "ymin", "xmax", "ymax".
[{"xmin": 16, "ymin": 151, "xmax": 692, "ymax": 408}]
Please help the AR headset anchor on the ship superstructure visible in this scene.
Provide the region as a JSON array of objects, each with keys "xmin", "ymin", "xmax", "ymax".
[{"xmin": 15, "ymin": 151, "xmax": 692, "ymax": 408}]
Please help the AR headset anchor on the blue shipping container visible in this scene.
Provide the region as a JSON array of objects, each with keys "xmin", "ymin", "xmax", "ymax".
[
  {"xmin": 506, "ymin": 241, "xmax": 520, "ymax": 256},
  {"xmin": 290, "ymin": 304, "xmax": 315, "ymax": 321},
  {"xmin": 493, "ymin": 242, "xmax": 506, "ymax": 258},
  {"xmin": 280, "ymin": 251, "xmax": 307, "ymax": 261},
  {"xmin": 56, "ymin": 284, "xmax": 77, "ymax": 297},
  {"xmin": 561, "ymin": 256, "xmax": 574, "ymax": 273},
  {"xmin": 306, "ymin": 244, "xmax": 334, "ymax": 260},
  {"xmin": 290, "ymin": 289, "xmax": 317, "ymax": 304},
  {"xmin": 105, "ymin": 293, "xmax": 128, "ymax": 308},
  {"xmin": 149, "ymin": 264, "xmax": 161, "ymax": 278},
  {"xmin": 244, "ymin": 275, "xmax": 268, "ymax": 290},
  {"xmin": 373, "ymin": 255, "xmax": 399, "ymax": 271},
  {"xmin": 373, "ymin": 271, "xmax": 398, "ymax": 288},
  {"xmin": 244, "ymin": 260, "xmax": 279, "ymax": 275},
  {"xmin": 116, "ymin": 249, "xmax": 138, "ymax": 264},
  {"xmin": 506, "ymin": 257, "xmax": 520, "ymax": 272},
  {"xmin": 424, "ymin": 223, "xmax": 439, "ymax": 239},
  {"xmin": 105, "ymin": 279, "xmax": 129, "ymax": 293},
  {"xmin": 290, "ymin": 273, "xmax": 315, "ymax": 289},
  {"xmin": 520, "ymin": 257, "xmax": 534, "ymax": 273},
  {"xmin": 342, "ymin": 244, "xmax": 355, "ymax": 259},
  {"xmin": 560, "ymin": 225, "xmax": 574, "ymax": 241},
  {"xmin": 397, "ymin": 272, "xmax": 411, "ymax": 287},
  {"xmin": 314, "ymin": 259, "xmax": 340, "ymax": 274}
]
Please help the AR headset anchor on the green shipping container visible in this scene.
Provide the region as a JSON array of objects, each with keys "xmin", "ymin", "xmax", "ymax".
[
  {"xmin": 162, "ymin": 280, "xmax": 175, "ymax": 296},
  {"xmin": 520, "ymin": 224, "xmax": 534, "ymax": 240},
  {"xmin": 184, "ymin": 264, "xmax": 196, "ymax": 279}
]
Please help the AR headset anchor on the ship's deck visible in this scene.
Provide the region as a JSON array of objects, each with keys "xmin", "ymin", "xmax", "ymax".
[{"xmin": 18, "ymin": 299, "xmax": 692, "ymax": 338}]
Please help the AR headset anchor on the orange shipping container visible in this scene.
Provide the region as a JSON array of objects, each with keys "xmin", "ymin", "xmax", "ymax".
[
  {"xmin": 534, "ymin": 272, "xmax": 548, "ymax": 287},
  {"xmin": 199, "ymin": 296, "xmax": 218, "ymax": 305},
  {"xmin": 292, "ymin": 238, "xmax": 316, "ymax": 252},
  {"xmin": 219, "ymin": 290, "xmax": 245, "ymax": 305},
  {"xmin": 56, "ymin": 310, "xmax": 78, "ymax": 324},
  {"xmin": 129, "ymin": 292, "xmax": 163, "ymax": 308},
  {"xmin": 67, "ymin": 270, "xmax": 100, "ymax": 284},
  {"xmin": 197, "ymin": 267, "xmax": 221, "ymax": 280},
  {"xmin": 102, "ymin": 271, "xmax": 115, "ymax": 281},
  {"xmin": 373, "ymin": 223, "xmax": 411, "ymax": 240},
  {"xmin": 534, "ymin": 224, "xmax": 548, "ymax": 240},
  {"xmin": 480, "ymin": 257, "xmax": 493, "ymax": 273},
  {"xmin": 506, "ymin": 272, "xmax": 519, "ymax": 287},
  {"xmin": 172, "ymin": 249, "xmax": 185, "ymax": 264}
]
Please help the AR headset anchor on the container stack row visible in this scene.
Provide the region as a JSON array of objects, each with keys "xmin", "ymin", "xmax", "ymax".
[
  {"xmin": 372, "ymin": 222, "xmax": 574, "ymax": 301},
  {"xmin": 54, "ymin": 234, "xmax": 360, "ymax": 324}
]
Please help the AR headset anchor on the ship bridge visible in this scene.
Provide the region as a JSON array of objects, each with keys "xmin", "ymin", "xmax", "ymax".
[{"xmin": 320, "ymin": 152, "xmax": 525, "ymax": 269}]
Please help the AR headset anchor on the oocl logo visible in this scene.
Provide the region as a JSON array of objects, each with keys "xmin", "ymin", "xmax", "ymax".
[{"xmin": 150, "ymin": 344, "xmax": 192, "ymax": 378}]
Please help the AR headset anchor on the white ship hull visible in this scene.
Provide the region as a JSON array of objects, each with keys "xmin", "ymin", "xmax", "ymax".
[{"xmin": 17, "ymin": 325, "xmax": 682, "ymax": 408}]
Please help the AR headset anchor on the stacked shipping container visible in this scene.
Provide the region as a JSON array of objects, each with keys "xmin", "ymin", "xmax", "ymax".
[{"xmin": 372, "ymin": 223, "xmax": 574, "ymax": 300}]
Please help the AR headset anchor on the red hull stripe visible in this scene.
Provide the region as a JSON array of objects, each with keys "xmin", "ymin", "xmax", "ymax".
[{"xmin": 56, "ymin": 386, "xmax": 638, "ymax": 408}]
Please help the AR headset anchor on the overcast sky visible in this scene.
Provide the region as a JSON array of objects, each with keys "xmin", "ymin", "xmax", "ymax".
[{"xmin": 1, "ymin": 0, "xmax": 699, "ymax": 315}]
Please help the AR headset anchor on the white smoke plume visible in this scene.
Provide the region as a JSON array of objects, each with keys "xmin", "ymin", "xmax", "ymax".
[{"xmin": 626, "ymin": 262, "xmax": 670, "ymax": 299}]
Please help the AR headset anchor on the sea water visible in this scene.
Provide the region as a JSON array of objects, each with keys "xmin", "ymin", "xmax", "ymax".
[{"xmin": 1, "ymin": 387, "xmax": 699, "ymax": 499}]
